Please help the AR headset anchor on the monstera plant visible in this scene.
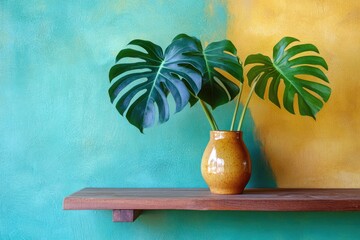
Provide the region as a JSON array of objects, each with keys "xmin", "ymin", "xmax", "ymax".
[
  {"xmin": 108, "ymin": 34, "xmax": 330, "ymax": 132},
  {"xmin": 108, "ymin": 33, "xmax": 330, "ymax": 194}
]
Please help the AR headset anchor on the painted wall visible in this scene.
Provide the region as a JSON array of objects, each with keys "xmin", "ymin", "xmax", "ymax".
[
  {"xmin": 227, "ymin": 0, "xmax": 360, "ymax": 187},
  {"xmin": 0, "ymin": 0, "xmax": 359, "ymax": 239}
]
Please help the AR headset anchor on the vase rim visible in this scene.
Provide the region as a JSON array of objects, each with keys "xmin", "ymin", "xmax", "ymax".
[{"xmin": 209, "ymin": 130, "xmax": 243, "ymax": 133}]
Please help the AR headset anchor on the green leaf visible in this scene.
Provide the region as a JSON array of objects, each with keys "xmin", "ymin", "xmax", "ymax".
[
  {"xmin": 109, "ymin": 35, "xmax": 203, "ymax": 132},
  {"xmin": 187, "ymin": 40, "xmax": 243, "ymax": 109},
  {"xmin": 245, "ymin": 37, "xmax": 331, "ymax": 119}
]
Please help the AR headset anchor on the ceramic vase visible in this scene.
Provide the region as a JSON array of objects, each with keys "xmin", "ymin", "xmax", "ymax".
[{"xmin": 201, "ymin": 131, "xmax": 251, "ymax": 194}]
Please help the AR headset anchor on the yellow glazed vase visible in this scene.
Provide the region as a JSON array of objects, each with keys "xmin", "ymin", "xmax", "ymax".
[{"xmin": 201, "ymin": 131, "xmax": 251, "ymax": 194}]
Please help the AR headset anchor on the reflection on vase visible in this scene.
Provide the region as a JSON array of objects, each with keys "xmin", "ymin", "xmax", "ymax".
[{"xmin": 208, "ymin": 148, "xmax": 225, "ymax": 174}]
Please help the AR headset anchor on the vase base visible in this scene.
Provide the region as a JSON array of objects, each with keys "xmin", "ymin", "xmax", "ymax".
[{"xmin": 209, "ymin": 187, "xmax": 245, "ymax": 195}]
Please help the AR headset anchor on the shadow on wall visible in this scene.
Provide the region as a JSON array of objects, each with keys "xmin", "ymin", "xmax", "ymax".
[
  {"xmin": 244, "ymin": 113, "xmax": 276, "ymax": 188},
  {"xmin": 91, "ymin": 207, "xmax": 360, "ymax": 239}
]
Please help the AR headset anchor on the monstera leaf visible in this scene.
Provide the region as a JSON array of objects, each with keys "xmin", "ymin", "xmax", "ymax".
[
  {"xmin": 187, "ymin": 40, "xmax": 243, "ymax": 109},
  {"xmin": 244, "ymin": 37, "xmax": 331, "ymax": 118},
  {"xmin": 109, "ymin": 35, "xmax": 203, "ymax": 132}
]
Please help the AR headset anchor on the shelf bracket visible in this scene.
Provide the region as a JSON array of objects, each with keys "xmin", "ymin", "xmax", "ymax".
[{"xmin": 112, "ymin": 209, "xmax": 142, "ymax": 222}]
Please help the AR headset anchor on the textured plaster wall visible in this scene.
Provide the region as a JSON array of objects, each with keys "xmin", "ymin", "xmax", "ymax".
[
  {"xmin": 0, "ymin": 0, "xmax": 359, "ymax": 239},
  {"xmin": 227, "ymin": 0, "xmax": 360, "ymax": 187}
]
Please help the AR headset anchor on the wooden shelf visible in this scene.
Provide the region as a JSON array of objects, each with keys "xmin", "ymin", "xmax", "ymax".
[{"xmin": 63, "ymin": 188, "xmax": 360, "ymax": 222}]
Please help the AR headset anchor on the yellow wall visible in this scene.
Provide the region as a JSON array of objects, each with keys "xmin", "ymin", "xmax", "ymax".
[{"xmin": 227, "ymin": 0, "xmax": 360, "ymax": 187}]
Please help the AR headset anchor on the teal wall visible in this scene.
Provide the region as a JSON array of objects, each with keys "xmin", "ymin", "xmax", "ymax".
[{"xmin": 0, "ymin": 1, "xmax": 359, "ymax": 239}]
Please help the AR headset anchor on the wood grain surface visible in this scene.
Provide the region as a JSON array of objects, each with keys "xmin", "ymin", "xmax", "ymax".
[{"xmin": 64, "ymin": 188, "xmax": 360, "ymax": 211}]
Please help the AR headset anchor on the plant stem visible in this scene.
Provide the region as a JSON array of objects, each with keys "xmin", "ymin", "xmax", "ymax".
[
  {"xmin": 199, "ymin": 99, "xmax": 219, "ymax": 131},
  {"xmin": 230, "ymin": 83, "xmax": 243, "ymax": 131},
  {"xmin": 237, "ymin": 77, "xmax": 260, "ymax": 131},
  {"xmin": 189, "ymin": 91, "xmax": 218, "ymax": 131}
]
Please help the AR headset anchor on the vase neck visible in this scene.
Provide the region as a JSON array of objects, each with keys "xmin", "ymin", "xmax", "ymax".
[{"xmin": 210, "ymin": 131, "xmax": 243, "ymax": 140}]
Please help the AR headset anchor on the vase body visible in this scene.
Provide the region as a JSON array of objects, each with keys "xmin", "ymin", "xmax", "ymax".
[{"xmin": 201, "ymin": 131, "xmax": 251, "ymax": 194}]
